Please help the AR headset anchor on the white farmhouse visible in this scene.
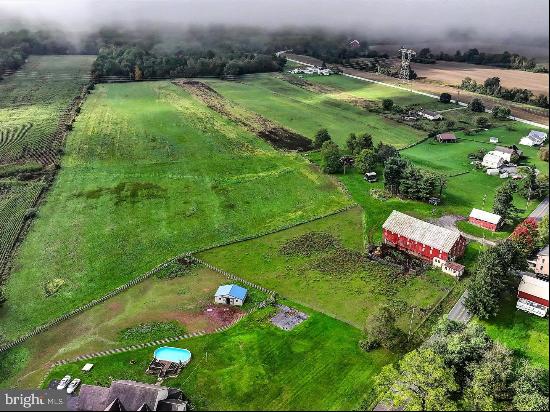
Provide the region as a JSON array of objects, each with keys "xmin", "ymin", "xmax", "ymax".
[
  {"xmin": 417, "ymin": 109, "xmax": 443, "ymax": 121},
  {"xmin": 519, "ymin": 130, "xmax": 547, "ymax": 147},
  {"xmin": 214, "ymin": 284, "xmax": 248, "ymax": 306},
  {"xmin": 482, "ymin": 152, "xmax": 505, "ymax": 169}
]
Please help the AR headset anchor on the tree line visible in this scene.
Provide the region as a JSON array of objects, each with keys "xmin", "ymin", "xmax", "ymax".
[
  {"xmin": 92, "ymin": 46, "xmax": 286, "ymax": 80},
  {"xmin": 373, "ymin": 318, "xmax": 548, "ymax": 411},
  {"xmin": 415, "ymin": 47, "xmax": 548, "ymax": 73},
  {"xmin": 460, "ymin": 76, "xmax": 549, "ymax": 109}
]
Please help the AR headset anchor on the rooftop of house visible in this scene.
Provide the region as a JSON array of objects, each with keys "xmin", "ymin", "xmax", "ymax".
[
  {"xmin": 469, "ymin": 208, "xmax": 502, "ymax": 225},
  {"xmin": 71, "ymin": 380, "xmax": 186, "ymax": 411},
  {"xmin": 494, "ymin": 146, "xmax": 520, "ymax": 155},
  {"xmin": 539, "ymin": 245, "xmax": 549, "ymax": 257},
  {"xmin": 518, "ymin": 275, "xmax": 549, "ymax": 301},
  {"xmin": 215, "ymin": 284, "xmax": 248, "ymax": 300},
  {"xmin": 382, "ymin": 210, "xmax": 463, "ymax": 253},
  {"xmin": 445, "ymin": 261, "xmax": 465, "ymax": 272},
  {"xmin": 437, "ymin": 133, "xmax": 456, "ymax": 140}
]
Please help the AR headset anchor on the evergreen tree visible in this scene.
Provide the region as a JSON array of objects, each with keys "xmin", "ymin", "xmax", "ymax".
[
  {"xmin": 314, "ymin": 128, "xmax": 331, "ymax": 149},
  {"xmin": 355, "ymin": 149, "xmax": 377, "ymax": 174},
  {"xmin": 493, "ymin": 181, "xmax": 516, "ymax": 224}
]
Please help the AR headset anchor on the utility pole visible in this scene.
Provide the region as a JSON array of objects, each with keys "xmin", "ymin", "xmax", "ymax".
[{"xmin": 398, "ymin": 47, "xmax": 416, "ymax": 84}]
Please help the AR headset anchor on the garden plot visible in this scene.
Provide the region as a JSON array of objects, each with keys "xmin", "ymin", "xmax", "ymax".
[
  {"xmin": 0, "ymin": 181, "xmax": 44, "ymax": 274},
  {"xmin": 0, "ymin": 55, "xmax": 94, "ymax": 167},
  {"xmin": 1, "ymin": 81, "xmax": 351, "ymax": 341}
]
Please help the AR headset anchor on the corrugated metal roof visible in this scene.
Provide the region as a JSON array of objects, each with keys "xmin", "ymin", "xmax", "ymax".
[
  {"xmin": 215, "ymin": 284, "xmax": 248, "ymax": 300},
  {"xmin": 518, "ymin": 275, "xmax": 549, "ymax": 301},
  {"xmin": 382, "ymin": 210, "xmax": 462, "ymax": 253},
  {"xmin": 469, "ymin": 208, "xmax": 502, "ymax": 225}
]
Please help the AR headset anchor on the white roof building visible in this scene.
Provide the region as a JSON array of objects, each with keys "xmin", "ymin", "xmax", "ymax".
[
  {"xmin": 482, "ymin": 152, "xmax": 505, "ymax": 169},
  {"xmin": 519, "ymin": 130, "xmax": 547, "ymax": 147},
  {"xmin": 517, "ymin": 275, "xmax": 549, "ymax": 317},
  {"xmin": 469, "ymin": 208, "xmax": 502, "ymax": 225}
]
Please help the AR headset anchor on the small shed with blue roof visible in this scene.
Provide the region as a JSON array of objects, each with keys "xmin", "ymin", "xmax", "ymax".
[{"xmin": 214, "ymin": 284, "xmax": 248, "ymax": 306}]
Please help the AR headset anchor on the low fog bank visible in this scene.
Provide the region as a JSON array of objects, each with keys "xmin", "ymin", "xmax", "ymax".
[{"xmin": 0, "ymin": 0, "xmax": 548, "ymax": 58}]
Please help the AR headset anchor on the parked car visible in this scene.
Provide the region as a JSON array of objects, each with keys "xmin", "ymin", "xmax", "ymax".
[
  {"xmin": 66, "ymin": 378, "xmax": 81, "ymax": 394},
  {"xmin": 57, "ymin": 375, "xmax": 71, "ymax": 390}
]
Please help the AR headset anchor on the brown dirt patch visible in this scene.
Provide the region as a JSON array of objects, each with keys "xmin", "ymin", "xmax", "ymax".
[
  {"xmin": 173, "ymin": 79, "xmax": 312, "ymax": 151},
  {"xmin": 203, "ymin": 304, "xmax": 243, "ymax": 326}
]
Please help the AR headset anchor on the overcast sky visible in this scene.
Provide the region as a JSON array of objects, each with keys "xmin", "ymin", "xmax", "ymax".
[{"xmin": 1, "ymin": 0, "xmax": 548, "ymax": 49}]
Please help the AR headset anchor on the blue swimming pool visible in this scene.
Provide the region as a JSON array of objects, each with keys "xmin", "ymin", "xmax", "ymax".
[{"xmin": 154, "ymin": 347, "xmax": 192, "ymax": 364}]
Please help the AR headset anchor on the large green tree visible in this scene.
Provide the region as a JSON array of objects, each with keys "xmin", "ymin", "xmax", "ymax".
[
  {"xmin": 320, "ymin": 141, "xmax": 342, "ymax": 174},
  {"xmin": 463, "ymin": 344, "xmax": 515, "ymax": 410},
  {"xmin": 365, "ymin": 306, "xmax": 406, "ymax": 351},
  {"xmin": 375, "ymin": 348, "xmax": 458, "ymax": 411},
  {"xmin": 464, "ymin": 240, "xmax": 522, "ymax": 319},
  {"xmin": 355, "ymin": 149, "xmax": 377, "ymax": 174},
  {"xmin": 513, "ymin": 361, "xmax": 550, "ymax": 411},
  {"xmin": 383, "ymin": 157, "xmax": 408, "ymax": 195},
  {"xmin": 314, "ymin": 128, "xmax": 332, "ymax": 149},
  {"xmin": 493, "ymin": 181, "xmax": 517, "ymax": 224}
]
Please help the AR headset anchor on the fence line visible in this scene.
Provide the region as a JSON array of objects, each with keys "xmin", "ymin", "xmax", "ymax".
[{"xmin": 0, "ymin": 204, "xmax": 357, "ymax": 354}]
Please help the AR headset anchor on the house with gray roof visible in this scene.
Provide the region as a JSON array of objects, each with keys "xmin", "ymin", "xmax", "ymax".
[
  {"xmin": 519, "ymin": 130, "xmax": 547, "ymax": 147},
  {"xmin": 68, "ymin": 380, "xmax": 188, "ymax": 411}
]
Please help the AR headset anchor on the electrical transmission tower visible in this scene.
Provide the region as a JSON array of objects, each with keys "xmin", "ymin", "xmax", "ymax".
[{"xmin": 398, "ymin": 47, "xmax": 416, "ymax": 81}]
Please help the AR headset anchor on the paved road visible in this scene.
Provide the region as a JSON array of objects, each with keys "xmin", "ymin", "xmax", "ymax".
[
  {"xmin": 529, "ymin": 196, "xmax": 549, "ymax": 222},
  {"xmin": 447, "ymin": 291, "xmax": 472, "ymax": 323}
]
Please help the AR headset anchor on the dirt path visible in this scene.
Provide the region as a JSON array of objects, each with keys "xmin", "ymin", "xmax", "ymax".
[
  {"xmin": 173, "ymin": 79, "xmax": 312, "ymax": 151},
  {"xmin": 286, "ymin": 54, "xmax": 549, "ymax": 127}
]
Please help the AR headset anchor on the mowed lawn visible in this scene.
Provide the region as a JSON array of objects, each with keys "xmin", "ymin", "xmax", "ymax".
[
  {"xmin": 0, "ymin": 267, "xmax": 242, "ymax": 389},
  {"xmin": 1, "ymin": 81, "xmax": 352, "ymax": 340},
  {"xmin": 44, "ymin": 305, "xmax": 396, "ymax": 410},
  {"xmin": 481, "ymin": 296, "xmax": 549, "ymax": 369},
  {"xmin": 304, "ymin": 73, "xmax": 445, "ymax": 108},
  {"xmin": 199, "ymin": 208, "xmax": 456, "ymax": 330},
  {"xmin": 204, "ymin": 75, "xmax": 424, "ymax": 148}
]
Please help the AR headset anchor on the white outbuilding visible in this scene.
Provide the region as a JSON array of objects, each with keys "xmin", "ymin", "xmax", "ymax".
[{"xmin": 214, "ymin": 284, "xmax": 248, "ymax": 306}]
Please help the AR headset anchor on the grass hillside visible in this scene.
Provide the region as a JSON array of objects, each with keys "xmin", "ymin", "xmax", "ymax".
[
  {"xmin": 204, "ymin": 75, "xmax": 424, "ymax": 148},
  {"xmin": 1, "ymin": 81, "xmax": 351, "ymax": 340}
]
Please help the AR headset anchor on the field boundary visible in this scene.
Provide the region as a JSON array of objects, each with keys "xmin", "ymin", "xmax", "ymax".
[{"xmin": 0, "ymin": 204, "xmax": 358, "ymax": 354}]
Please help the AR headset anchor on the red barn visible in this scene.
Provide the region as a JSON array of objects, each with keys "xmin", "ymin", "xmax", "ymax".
[
  {"xmin": 382, "ymin": 211, "xmax": 466, "ymax": 261},
  {"xmin": 468, "ymin": 208, "xmax": 502, "ymax": 232},
  {"xmin": 517, "ymin": 275, "xmax": 549, "ymax": 317}
]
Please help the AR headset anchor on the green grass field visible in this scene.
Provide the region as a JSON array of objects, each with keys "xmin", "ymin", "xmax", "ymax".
[
  {"xmin": 481, "ymin": 296, "xmax": 549, "ymax": 369},
  {"xmin": 204, "ymin": 75, "xmax": 424, "ymax": 148},
  {"xmin": 304, "ymin": 74, "xmax": 445, "ymax": 108},
  {"xmin": 1, "ymin": 81, "xmax": 351, "ymax": 340},
  {"xmin": 199, "ymin": 208, "xmax": 456, "ymax": 330},
  {"xmin": 43, "ymin": 304, "xmax": 396, "ymax": 410}
]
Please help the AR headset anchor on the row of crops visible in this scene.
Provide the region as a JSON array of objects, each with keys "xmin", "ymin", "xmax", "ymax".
[
  {"xmin": 0, "ymin": 55, "xmax": 95, "ymax": 167},
  {"xmin": 0, "ymin": 181, "xmax": 44, "ymax": 275}
]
